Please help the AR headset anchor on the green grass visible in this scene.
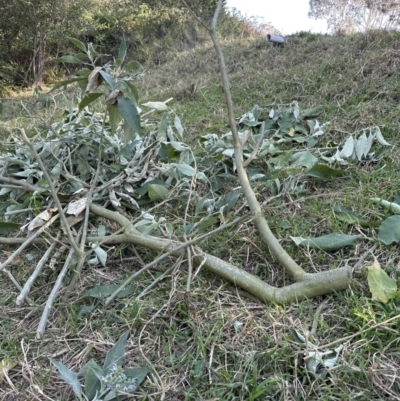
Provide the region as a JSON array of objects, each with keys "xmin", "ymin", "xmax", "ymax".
[{"xmin": 1, "ymin": 28, "xmax": 400, "ymax": 401}]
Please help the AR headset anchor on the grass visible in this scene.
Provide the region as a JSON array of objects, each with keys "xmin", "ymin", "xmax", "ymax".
[{"xmin": 1, "ymin": 26, "xmax": 400, "ymax": 401}]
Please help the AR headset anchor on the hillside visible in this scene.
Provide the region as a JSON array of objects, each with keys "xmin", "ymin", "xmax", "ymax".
[{"xmin": 1, "ymin": 30, "xmax": 400, "ymax": 401}]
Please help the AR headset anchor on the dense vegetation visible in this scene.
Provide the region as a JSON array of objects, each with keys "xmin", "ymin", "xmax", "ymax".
[{"xmin": 1, "ymin": 3, "xmax": 400, "ymax": 400}]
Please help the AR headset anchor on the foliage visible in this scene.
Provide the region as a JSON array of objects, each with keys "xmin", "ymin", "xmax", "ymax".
[
  {"xmin": 309, "ymin": 0, "xmax": 400, "ymax": 32},
  {"xmin": 50, "ymin": 331, "xmax": 148, "ymax": 400}
]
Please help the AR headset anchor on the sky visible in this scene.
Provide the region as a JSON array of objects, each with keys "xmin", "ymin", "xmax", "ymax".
[{"xmin": 225, "ymin": 0, "xmax": 328, "ymax": 35}]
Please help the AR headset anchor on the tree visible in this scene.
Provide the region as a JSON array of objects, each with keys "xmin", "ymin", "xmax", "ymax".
[{"xmin": 308, "ymin": 0, "xmax": 400, "ymax": 32}]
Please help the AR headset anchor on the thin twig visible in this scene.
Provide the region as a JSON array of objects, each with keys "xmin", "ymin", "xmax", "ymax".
[
  {"xmin": 0, "ymin": 214, "xmax": 59, "ymax": 273},
  {"xmin": 16, "ymin": 233, "xmax": 59, "ymax": 305},
  {"xmin": 105, "ymin": 215, "xmax": 251, "ymax": 305},
  {"xmin": 20, "ymin": 129, "xmax": 82, "ymax": 256}
]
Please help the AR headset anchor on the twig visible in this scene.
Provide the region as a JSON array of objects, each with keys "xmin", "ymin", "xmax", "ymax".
[
  {"xmin": 36, "ymin": 247, "xmax": 76, "ymax": 339},
  {"xmin": 16, "ymin": 234, "xmax": 59, "ymax": 305},
  {"xmin": 352, "ymin": 243, "xmax": 378, "ymax": 272},
  {"xmin": 20, "ymin": 129, "xmax": 82, "ymax": 256},
  {"xmin": 310, "ymin": 299, "xmax": 330, "ymax": 338},
  {"xmin": 105, "ymin": 214, "xmax": 251, "ymax": 305},
  {"xmin": 0, "ymin": 214, "xmax": 59, "ymax": 273},
  {"xmin": 3, "ymin": 268, "xmax": 34, "ymax": 305}
]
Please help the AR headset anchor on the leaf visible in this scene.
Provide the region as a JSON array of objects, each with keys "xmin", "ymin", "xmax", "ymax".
[
  {"xmin": 366, "ymin": 259, "xmax": 397, "ymax": 303},
  {"xmin": 333, "ymin": 205, "xmax": 380, "ymax": 227},
  {"xmin": 178, "ymin": 163, "xmax": 196, "ymax": 176},
  {"xmin": 370, "ymin": 198, "xmax": 400, "ymax": 214},
  {"xmin": 67, "ymin": 37, "xmax": 87, "ymax": 52},
  {"xmin": 124, "ymin": 80, "xmax": 139, "ymax": 103},
  {"xmin": 0, "ymin": 221, "xmax": 21, "ymax": 234},
  {"xmin": 355, "ymin": 132, "xmax": 371, "ymax": 160},
  {"xmin": 148, "ymin": 184, "xmax": 169, "ymax": 201},
  {"xmin": 84, "ymin": 363, "xmax": 103, "ymax": 401},
  {"xmin": 378, "ymin": 215, "xmax": 400, "ymax": 245},
  {"xmin": 340, "ymin": 136, "xmax": 354, "ymax": 158},
  {"xmin": 291, "ymin": 151, "xmax": 317, "ymax": 168},
  {"xmin": 291, "ymin": 233, "xmax": 359, "ymax": 251},
  {"xmin": 99, "ymin": 70, "xmax": 116, "ymax": 90},
  {"xmin": 79, "ymin": 93, "xmax": 103, "ymax": 111},
  {"xmin": 118, "ymin": 97, "xmax": 141, "ymax": 135},
  {"xmin": 108, "ymin": 106, "xmax": 122, "ymax": 134},
  {"xmin": 50, "ymin": 77, "xmax": 87, "ymax": 92},
  {"xmin": 174, "ymin": 115, "xmax": 184, "ymax": 138},
  {"xmin": 91, "ymin": 244, "xmax": 107, "ymax": 267},
  {"xmin": 103, "ymin": 331, "xmax": 130, "ymax": 372},
  {"xmin": 373, "ymin": 126, "xmax": 390, "ymax": 146},
  {"xmin": 77, "ymin": 305, "xmax": 95, "ymax": 319},
  {"xmin": 55, "ymin": 55, "xmax": 85, "ymax": 64},
  {"xmin": 50, "ymin": 359, "xmax": 82, "ymax": 400},
  {"xmin": 83, "ymin": 284, "xmax": 135, "ymax": 299},
  {"xmin": 124, "ymin": 367, "xmax": 149, "ymax": 387},
  {"xmin": 124, "ymin": 60, "xmax": 142, "ymax": 71},
  {"xmin": 306, "ymin": 164, "xmax": 344, "ymax": 179},
  {"xmin": 0, "ymin": 102, "xmax": 3, "ymax": 115},
  {"xmin": 118, "ymin": 37, "xmax": 127, "ymax": 63},
  {"xmin": 142, "ymin": 101, "xmax": 169, "ymax": 111}
]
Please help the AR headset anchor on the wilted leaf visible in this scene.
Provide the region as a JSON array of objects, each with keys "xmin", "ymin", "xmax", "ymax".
[
  {"xmin": 306, "ymin": 164, "xmax": 344, "ymax": 179},
  {"xmin": 142, "ymin": 101, "xmax": 169, "ymax": 111},
  {"xmin": 50, "ymin": 359, "xmax": 82, "ymax": 400},
  {"xmin": 355, "ymin": 132, "xmax": 371, "ymax": 160},
  {"xmin": 378, "ymin": 215, "xmax": 400, "ymax": 245},
  {"xmin": 366, "ymin": 259, "xmax": 397, "ymax": 303},
  {"xmin": 340, "ymin": 136, "xmax": 354, "ymax": 158},
  {"xmin": 85, "ymin": 67, "xmax": 103, "ymax": 94},
  {"xmin": 373, "ymin": 126, "xmax": 390, "ymax": 146},
  {"xmin": 291, "ymin": 233, "xmax": 359, "ymax": 251},
  {"xmin": 67, "ymin": 197, "xmax": 88, "ymax": 216},
  {"xmin": 148, "ymin": 184, "xmax": 169, "ymax": 201}
]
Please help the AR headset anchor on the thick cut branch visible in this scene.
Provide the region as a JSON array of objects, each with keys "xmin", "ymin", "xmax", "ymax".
[
  {"xmin": 209, "ymin": 1, "xmax": 305, "ymax": 281},
  {"xmin": 89, "ymin": 204, "xmax": 352, "ymax": 304}
]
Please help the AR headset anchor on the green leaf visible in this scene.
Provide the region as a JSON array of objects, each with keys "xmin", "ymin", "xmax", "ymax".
[
  {"xmin": 291, "ymin": 233, "xmax": 359, "ymax": 251},
  {"xmin": 84, "ymin": 363, "xmax": 103, "ymax": 401},
  {"xmin": 306, "ymin": 164, "xmax": 344, "ymax": 179},
  {"xmin": 103, "ymin": 331, "xmax": 130, "ymax": 372},
  {"xmin": 99, "ymin": 70, "xmax": 116, "ymax": 90},
  {"xmin": 174, "ymin": 115, "xmax": 184, "ymax": 138},
  {"xmin": 124, "ymin": 80, "xmax": 139, "ymax": 103},
  {"xmin": 178, "ymin": 163, "xmax": 196, "ymax": 176},
  {"xmin": 79, "ymin": 93, "xmax": 103, "ymax": 111},
  {"xmin": 108, "ymin": 106, "xmax": 122, "ymax": 134},
  {"xmin": 333, "ymin": 205, "xmax": 380, "ymax": 228},
  {"xmin": 50, "ymin": 359, "xmax": 82, "ymax": 400},
  {"xmin": 55, "ymin": 55, "xmax": 85, "ymax": 64},
  {"xmin": 77, "ymin": 305, "xmax": 95, "ymax": 319},
  {"xmin": 0, "ymin": 102, "xmax": 3, "ymax": 115},
  {"xmin": 0, "ymin": 221, "xmax": 21, "ymax": 234},
  {"xmin": 118, "ymin": 37, "xmax": 127, "ymax": 63},
  {"xmin": 92, "ymin": 244, "xmax": 107, "ymax": 267},
  {"xmin": 148, "ymin": 184, "xmax": 169, "ymax": 201},
  {"xmin": 67, "ymin": 37, "xmax": 87, "ymax": 52},
  {"xmin": 366, "ymin": 260, "xmax": 397, "ymax": 303},
  {"xmin": 291, "ymin": 150, "xmax": 317, "ymax": 168},
  {"xmin": 124, "ymin": 60, "xmax": 142, "ymax": 71},
  {"xmin": 378, "ymin": 215, "xmax": 400, "ymax": 245},
  {"xmin": 117, "ymin": 97, "xmax": 141, "ymax": 135},
  {"xmin": 84, "ymin": 284, "xmax": 135, "ymax": 299},
  {"xmin": 50, "ymin": 77, "xmax": 87, "ymax": 92},
  {"xmin": 124, "ymin": 367, "xmax": 149, "ymax": 387}
]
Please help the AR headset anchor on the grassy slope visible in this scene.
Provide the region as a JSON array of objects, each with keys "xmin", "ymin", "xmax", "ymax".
[{"xmin": 1, "ymin": 30, "xmax": 400, "ymax": 400}]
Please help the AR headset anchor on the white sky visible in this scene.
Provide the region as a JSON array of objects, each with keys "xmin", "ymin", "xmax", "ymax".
[{"xmin": 225, "ymin": 0, "xmax": 328, "ymax": 35}]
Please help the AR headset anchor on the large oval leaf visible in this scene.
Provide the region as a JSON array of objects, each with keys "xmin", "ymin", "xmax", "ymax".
[
  {"xmin": 117, "ymin": 96, "xmax": 141, "ymax": 135},
  {"xmin": 378, "ymin": 215, "xmax": 400, "ymax": 245}
]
